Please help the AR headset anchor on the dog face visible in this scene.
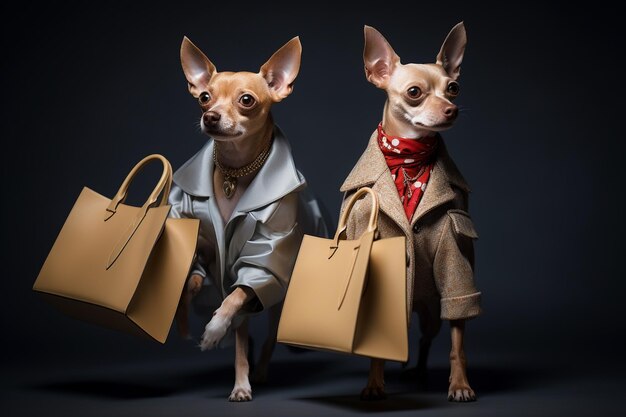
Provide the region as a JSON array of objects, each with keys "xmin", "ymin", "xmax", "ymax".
[
  {"xmin": 363, "ymin": 23, "xmax": 467, "ymax": 136},
  {"xmin": 180, "ymin": 37, "xmax": 302, "ymax": 142}
]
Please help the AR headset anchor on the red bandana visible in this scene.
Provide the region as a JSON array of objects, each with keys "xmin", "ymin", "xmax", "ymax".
[{"xmin": 377, "ymin": 123, "xmax": 439, "ymax": 220}]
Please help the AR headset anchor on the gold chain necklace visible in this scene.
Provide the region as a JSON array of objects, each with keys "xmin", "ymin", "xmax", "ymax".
[
  {"xmin": 401, "ymin": 166, "xmax": 425, "ymax": 200},
  {"xmin": 213, "ymin": 139, "xmax": 272, "ymax": 199}
]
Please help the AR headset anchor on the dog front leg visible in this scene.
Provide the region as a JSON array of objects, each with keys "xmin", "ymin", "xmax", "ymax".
[
  {"xmin": 448, "ymin": 319, "xmax": 476, "ymax": 402},
  {"xmin": 229, "ymin": 318, "xmax": 252, "ymax": 401},
  {"xmin": 251, "ymin": 302, "xmax": 281, "ymax": 383},
  {"xmin": 200, "ymin": 286, "xmax": 254, "ymax": 350},
  {"xmin": 361, "ymin": 358, "xmax": 386, "ymax": 400}
]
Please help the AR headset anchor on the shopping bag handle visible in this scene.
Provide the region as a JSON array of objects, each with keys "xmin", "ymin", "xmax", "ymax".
[
  {"xmin": 104, "ymin": 154, "xmax": 173, "ymax": 221},
  {"xmin": 104, "ymin": 154, "xmax": 173, "ymax": 269},
  {"xmin": 331, "ymin": 187, "xmax": 378, "ymax": 310},
  {"xmin": 334, "ymin": 187, "xmax": 379, "ymax": 239}
]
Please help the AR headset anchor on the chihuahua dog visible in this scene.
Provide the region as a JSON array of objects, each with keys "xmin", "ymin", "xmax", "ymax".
[
  {"xmin": 171, "ymin": 35, "xmax": 326, "ymax": 401},
  {"xmin": 340, "ymin": 22, "xmax": 482, "ymax": 402}
]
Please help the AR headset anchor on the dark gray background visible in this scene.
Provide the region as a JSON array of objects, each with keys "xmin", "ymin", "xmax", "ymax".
[{"xmin": 1, "ymin": 1, "xmax": 624, "ymax": 416}]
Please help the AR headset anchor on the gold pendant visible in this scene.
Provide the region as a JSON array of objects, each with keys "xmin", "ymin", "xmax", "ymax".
[{"xmin": 223, "ymin": 176, "xmax": 237, "ymax": 199}]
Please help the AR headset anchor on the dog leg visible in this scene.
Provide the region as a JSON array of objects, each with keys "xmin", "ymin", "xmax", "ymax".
[
  {"xmin": 402, "ymin": 304, "xmax": 442, "ymax": 386},
  {"xmin": 175, "ymin": 274, "xmax": 203, "ymax": 339},
  {"xmin": 416, "ymin": 308, "xmax": 442, "ymax": 387},
  {"xmin": 229, "ymin": 318, "xmax": 252, "ymax": 402},
  {"xmin": 448, "ymin": 319, "xmax": 476, "ymax": 402},
  {"xmin": 200, "ymin": 286, "xmax": 254, "ymax": 351},
  {"xmin": 251, "ymin": 303, "xmax": 281, "ymax": 384},
  {"xmin": 361, "ymin": 358, "xmax": 386, "ymax": 400}
]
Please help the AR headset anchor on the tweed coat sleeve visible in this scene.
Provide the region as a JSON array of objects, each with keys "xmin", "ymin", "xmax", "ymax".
[{"xmin": 433, "ymin": 209, "xmax": 482, "ymax": 320}]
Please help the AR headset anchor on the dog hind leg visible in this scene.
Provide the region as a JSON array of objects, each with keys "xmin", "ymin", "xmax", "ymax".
[
  {"xmin": 417, "ymin": 302, "xmax": 442, "ymax": 386},
  {"xmin": 402, "ymin": 301, "xmax": 442, "ymax": 387},
  {"xmin": 251, "ymin": 302, "xmax": 281, "ymax": 383},
  {"xmin": 361, "ymin": 358, "xmax": 386, "ymax": 400},
  {"xmin": 229, "ymin": 318, "xmax": 252, "ymax": 402}
]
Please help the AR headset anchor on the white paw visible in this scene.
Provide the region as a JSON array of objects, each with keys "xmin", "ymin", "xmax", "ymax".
[
  {"xmin": 199, "ymin": 314, "xmax": 231, "ymax": 351},
  {"xmin": 228, "ymin": 381, "xmax": 252, "ymax": 402}
]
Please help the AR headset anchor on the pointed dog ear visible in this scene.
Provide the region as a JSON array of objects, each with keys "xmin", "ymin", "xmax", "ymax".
[
  {"xmin": 436, "ymin": 22, "xmax": 467, "ymax": 81},
  {"xmin": 259, "ymin": 37, "xmax": 302, "ymax": 102},
  {"xmin": 363, "ymin": 25, "xmax": 400, "ymax": 89},
  {"xmin": 180, "ymin": 36, "xmax": 217, "ymax": 98}
]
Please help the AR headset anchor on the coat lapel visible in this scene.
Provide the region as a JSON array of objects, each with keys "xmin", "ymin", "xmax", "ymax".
[
  {"xmin": 341, "ymin": 131, "xmax": 472, "ymax": 230},
  {"xmin": 340, "ymin": 130, "xmax": 411, "ymax": 237},
  {"xmin": 410, "ymin": 140, "xmax": 470, "ymax": 225},
  {"xmin": 173, "ymin": 125, "xmax": 305, "ymax": 211}
]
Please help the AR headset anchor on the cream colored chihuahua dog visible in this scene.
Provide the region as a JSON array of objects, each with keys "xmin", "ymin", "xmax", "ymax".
[
  {"xmin": 340, "ymin": 22, "xmax": 482, "ymax": 402},
  {"xmin": 170, "ymin": 36, "xmax": 326, "ymax": 402}
]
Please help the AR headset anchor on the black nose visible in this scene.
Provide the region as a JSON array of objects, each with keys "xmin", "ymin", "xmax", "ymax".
[
  {"xmin": 203, "ymin": 111, "xmax": 221, "ymax": 125},
  {"xmin": 443, "ymin": 106, "xmax": 458, "ymax": 119}
]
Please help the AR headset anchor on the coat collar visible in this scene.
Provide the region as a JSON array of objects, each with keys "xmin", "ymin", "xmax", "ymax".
[
  {"xmin": 340, "ymin": 129, "xmax": 471, "ymax": 229},
  {"xmin": 173, "ymin": 125, "xmax": 306, "ymax": 213}
]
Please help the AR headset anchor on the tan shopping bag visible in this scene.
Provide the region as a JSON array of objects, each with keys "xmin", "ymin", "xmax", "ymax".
[
  {"xmin": 278, "ymin": 187, "xmax": 408, "ymax": 362},
  {"xmin": 33, "ymin": 154, "xmax": 199, "ymax": 343}
]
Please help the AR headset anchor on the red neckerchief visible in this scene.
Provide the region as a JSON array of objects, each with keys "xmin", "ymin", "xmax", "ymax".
[{"xmin": 377, "ymin": 123, "xmax": 439, "ymax": 220}]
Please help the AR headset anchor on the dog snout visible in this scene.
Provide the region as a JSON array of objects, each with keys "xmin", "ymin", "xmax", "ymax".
[
  {"xmin": 443, "ymin": 105, "xmax": 458, "ymax": 120},
  {"xmin": 203, "ymin": 111, "xmax": 221, "ymax": 125}
]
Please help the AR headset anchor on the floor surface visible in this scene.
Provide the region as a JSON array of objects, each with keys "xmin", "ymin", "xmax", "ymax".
[{"xmin": 2, "ymin": 341, "xmax": 623, "ymax": 417}]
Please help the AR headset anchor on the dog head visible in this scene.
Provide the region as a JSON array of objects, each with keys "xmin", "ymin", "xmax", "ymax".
[
  {"xmin": 180, "ymin": 37, "xmax": 302, "ymax": 141},
  {"xmin": 363, "ymin": 23, "xmax": 466, "ymax": 137}
]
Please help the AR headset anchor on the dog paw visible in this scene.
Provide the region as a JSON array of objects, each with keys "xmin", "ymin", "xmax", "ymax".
[
  {"xmin": 199, "ymin": 314, "xmax": 231, "ymax": 351},
  {"xmin": 360, "ymin": 385, "xmax": 387, "ymax": 401},
  {"xmin": 229, "ymin": 382, "xmax": 252, "ymax": 402},
  {"xmin": 447, "ymin": 383, "xmax": 476, "ymax": 402},
  {"xmin": 188, "ymin": 274, "xmax": 204, "ymax": 296}
]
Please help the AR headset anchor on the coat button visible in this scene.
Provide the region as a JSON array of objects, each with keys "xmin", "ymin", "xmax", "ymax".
[{"xmin": 412, "ymin": 223, "xmax": 421, "ymax": 233}]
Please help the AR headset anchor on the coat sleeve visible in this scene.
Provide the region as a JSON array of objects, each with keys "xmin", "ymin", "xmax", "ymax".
[
  {"xmin": 433, "ymin": 209, "xmax": 482, "ymax": 320},
  {"xmin": 230, "ymin": 192, "xmax": 303, "ymax": 311},
  {"xmin": 168, "ymin": 184, "xmax": 208, "ymax": 279}
]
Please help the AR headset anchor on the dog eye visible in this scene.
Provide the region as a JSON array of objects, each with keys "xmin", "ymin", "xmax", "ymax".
[
  {"xmin": 407, "ymin": 86, "xmax": 422, "ymax": 99},
  {"xmin": 447, "ymin": 82, "xmax": 460, "ymax": 96},
  {"xmin": 199, "ymin": 92, "xmax": 211, "ymax": 104},
  {"xmin": 239, "ymin": 94, "xmax": 256, "ymax": 108}
]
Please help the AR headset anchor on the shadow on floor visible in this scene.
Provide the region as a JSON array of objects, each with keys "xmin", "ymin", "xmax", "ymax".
[
  {"xmin": 295, "ymin": 392, "xmax": 440, "ymax": 413},
  {"xmin": 29, "ymin": 358, "xmax": 338, "ymax": 400},
  {"xmin": 383, "ymin": 364, "xmax": 565, "ymax": 394},
  {"xmin": 292, "ymin": 365, "xmax": 565, "ymax": 412},
  {"xmin": 28, "ymin": 352, "xmax": 567, "ymax": 401},
  {"xmin": 32, "ymin": 380, "xmax": 176, "ymax": 400}
]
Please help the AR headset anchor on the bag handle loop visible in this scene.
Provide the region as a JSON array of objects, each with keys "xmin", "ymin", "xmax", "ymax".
[
  {"xmin": 328, "ymin": 187, "xmax": 379, "ymax": 258},
  {"xmin": 104, "ymin": 154, "xmax": 172, "ymax": 221},
  {"xmin": 336, "ymin": 187, "xmax": 378, "ymax": 237},
  {"xmin": 104, "ymin": 154, "xmax": 173, "ymax": 269}
]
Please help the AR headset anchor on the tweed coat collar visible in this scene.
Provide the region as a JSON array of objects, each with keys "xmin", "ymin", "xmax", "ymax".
[{"xmin": 340, "ymin": 129, "xmax": 470, "ymax": 233}]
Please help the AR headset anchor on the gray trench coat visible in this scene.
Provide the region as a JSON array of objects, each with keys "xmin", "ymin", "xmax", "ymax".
[{"xmin": 169, "ymin": 127, "xmax": 327, "ymax": 325}]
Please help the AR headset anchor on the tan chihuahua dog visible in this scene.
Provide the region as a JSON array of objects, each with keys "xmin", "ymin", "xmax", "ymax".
[
  {"xmin": 341, "ymin": 22, "xmax": 481, "ymax": 402},
  {"xmin": 174, "ymin": 36, "xmax": 303, "ymax": 402}
]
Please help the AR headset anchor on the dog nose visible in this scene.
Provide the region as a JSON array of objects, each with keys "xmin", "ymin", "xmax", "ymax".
[
  {"xmin": 203, "ymin": 111, "xmax": 221, "ymax": 125},
  {"xmin": 443, "ymin": 106, "xmax": 458, "ymax": 119}
]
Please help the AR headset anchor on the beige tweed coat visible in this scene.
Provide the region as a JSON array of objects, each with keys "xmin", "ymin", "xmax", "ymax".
[{"xmin": 340, "ymin": 130, "xmax": 482, "ymax": 323}]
